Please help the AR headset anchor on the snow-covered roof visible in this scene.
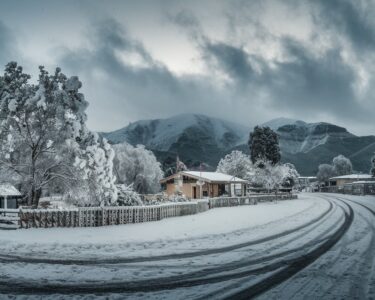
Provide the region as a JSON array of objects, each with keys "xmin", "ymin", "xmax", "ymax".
[
  {"xmin": 0, "ymin": 184, "xmax": 21, "ymax": 197},
  {"xmin": 181, "ymin": 171, "xmax": 247, "ymax": 183},
  {"xmin": 352, "ymin": 181, "xmax": 375, "ymax": 184},
  {"xmin": 330, "ymin": 174, "xmax": 373, "ymax": 180}
]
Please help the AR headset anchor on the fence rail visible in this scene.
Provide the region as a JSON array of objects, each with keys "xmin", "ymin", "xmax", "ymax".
[
  {"xmin": 209, "ymin": 193, "xmax": 297, "ymax": 208},
  {"xmin": 4, "ymin": 194, "xmax": 297, "ymax": 229},
  {"xmin": 320, "ymin": 182, "xmax": 375, "ymax": 195},
  {"xmin": 0, "ymin": 208, "xmax": 20, "ymax": 230}
]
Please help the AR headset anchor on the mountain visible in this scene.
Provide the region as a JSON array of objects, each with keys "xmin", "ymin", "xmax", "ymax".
[
  {"xmin": 102, "ymin": 113, "xmax": 250, "ymax": 171},
  {"xmin": 102, "ymin": 114, "xmax": 375, "ymax": 176},
  {"xmin": 273, "ymin": 122, "xmax": 374, "ymax": 175},
  {"xmin": 261, "ymin": 117, "xmax": 299, "ymax": 130}
]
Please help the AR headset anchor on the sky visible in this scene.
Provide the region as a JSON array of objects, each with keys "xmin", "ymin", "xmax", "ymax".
[{"xmin": 0, "ymin": 0, "xmax": 374, "ymax": 135}]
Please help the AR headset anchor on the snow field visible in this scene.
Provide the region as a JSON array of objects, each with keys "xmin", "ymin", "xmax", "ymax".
[{"xmin": 0, "ymin": 196, "xmax": 325, "ymax": 260}]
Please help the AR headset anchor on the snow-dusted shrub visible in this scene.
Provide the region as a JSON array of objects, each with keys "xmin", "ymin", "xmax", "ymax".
[
  {"xmin": 279, "ymin": 163, "xmax": 300, "ymax": 188},
  {"xmin": 371, "ymin": 156, "xmax": 375, "ymax": 178},
  {"xmin": 116, "ymin": 184, "xmax": 143, "ymax": 206},
  {"xmin": 216, "ymin": 150, "xmax": 253, "ymax": 179},
  {"xmin": 113, "ymin": 143, "xmax": 163, "ymax": 194},
  {"xmin": 168, "ymin": 194, "xmax": 188, "ymax": 203}
]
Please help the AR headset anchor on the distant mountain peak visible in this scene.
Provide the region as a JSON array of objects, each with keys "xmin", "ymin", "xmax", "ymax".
[{"xmin": 261, "ymin": 117, "xmax": 301, "ymax": 130}]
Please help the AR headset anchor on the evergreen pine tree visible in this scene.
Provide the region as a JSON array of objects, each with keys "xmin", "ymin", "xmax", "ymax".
[{"xmin": 248, "ymin": 126, "xmax": 281, "ymax": 165}]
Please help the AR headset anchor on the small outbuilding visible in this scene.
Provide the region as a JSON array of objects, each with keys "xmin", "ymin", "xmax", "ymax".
[
  {"xmin": 160, "ymin": 171, "xmax": 248, "ymax": 199},
  {"xmin": 351, "ymin": 181, "xmax": 375, "ymax": 195},
  {"xmin": 329, "ymin": 174, "xmax": 375, "ymax": 188},
  {"xmin": 0, "ymin": 184, "xmax": 22, "ymax": 209}
]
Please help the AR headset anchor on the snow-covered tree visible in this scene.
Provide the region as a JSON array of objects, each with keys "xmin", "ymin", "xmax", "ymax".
[
  {"xmin": 332, "ymin": 155, "xmax": 352, "ymax": 176},
  {"xmin": 113, "ymin": 143, "xmax": 163, "ymax": 194},
  {"xmin": 248, "ymin": 126, "xmax": 281, "ymax": 165},
  {"xmin": 250, "ymin": 160, "xmax": 299, "ymax": 191},
  {"xmin": 216, "ymin": 150, "xmax": 253, "ymax": 179},
  {"xmin": 0, "ymin": 62, "xmax": 117, "ymax": 207},
  {"xmin": 316, "ymin": 163, "xmax": 336, "ymax": 183},
  {"xmin": 279, "ymin": 163, "xmax": 300, "ymax": 188},
  {"xmin": 371, "ymin": 155, "xmax": 375, "ymax": 178},
  {"xmin": 73, "ymin": 135, "xmax": 118, "ymax": 206}
]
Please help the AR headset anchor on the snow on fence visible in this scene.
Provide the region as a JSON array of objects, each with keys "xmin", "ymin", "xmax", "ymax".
[
  {"xmin": 208, "ymin": 193, "xmax": 297, "ymax": 208},
  {"xmin": 18, "ymin": 200, "xmax": 209, "ymax": 229},
  {"xmin": 13, "ymin": 194, "xmax": 296, "ymax": 229}
]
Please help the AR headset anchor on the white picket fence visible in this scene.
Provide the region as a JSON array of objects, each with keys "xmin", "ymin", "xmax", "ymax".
[{"xmin": 2, "ymin": 194, "xmax": 297, "ymax": 229}]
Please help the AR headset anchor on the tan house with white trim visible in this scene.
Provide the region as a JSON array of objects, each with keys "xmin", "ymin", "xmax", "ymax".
[{"xmin": 160, "ymin": 171, "xmax": 248, "ymax": 199}]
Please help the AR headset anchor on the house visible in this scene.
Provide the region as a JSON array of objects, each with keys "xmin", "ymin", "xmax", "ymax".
[
  {"xmin": 0, "ymin": 184, "xmax": 22, "ymax": 209},
  {"xmin": 329, "ymin": 174, "xmax": 375, "ymax": 188},
  {"xmin": 160, "ymin": 171, "xmax": 248, "ymax": 199}
]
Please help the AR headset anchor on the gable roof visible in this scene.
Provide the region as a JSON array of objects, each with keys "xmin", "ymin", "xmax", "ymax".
[
  {"xmin": 0, "ymin": 184, "xmax": 22, "ymax": 197},
  {"xmin": 161, "ymin": 171, "xmax": 248, "ymax": 184},
  {"xmin": 330, "ymin": 174, "xmax": 373, "ymax": 180}
]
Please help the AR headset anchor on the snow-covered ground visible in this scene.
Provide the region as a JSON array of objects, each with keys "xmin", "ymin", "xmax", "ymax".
[
  {"xmin": 0, "ymin": 193, "xmax": 374, "ymax": 299},
  {"xmin": 0, "ymin": 197, "xmax": 325, "ymax": 260}
]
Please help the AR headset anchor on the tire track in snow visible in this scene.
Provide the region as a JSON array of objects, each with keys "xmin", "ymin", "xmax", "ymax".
[
  {"xmin": 224, "ymin": 199, "xmax": 354, "ymax": 300},
  {"xmin": 334, "ymin": 195, "xmax": 375, "ymax": 215},
  {"xmin": 332, "ymin": 195, "xmax": 375, "ymax": 299},
  {"xmin": 254, "ymin": 194, "xmax": 375, "ymax": 300}
]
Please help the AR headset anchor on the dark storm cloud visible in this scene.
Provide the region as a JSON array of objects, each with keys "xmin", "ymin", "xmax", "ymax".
[
  {"xmin": 59, "ymin": 18, "xmax": 228, "ymax": 130},
  {"xmin": 203, "ymin": 41, "xmax": 256, "ymax": 82},
  {"xmin": 269, "ymin": 38, "xmax": 361, "ymax": 117},
  {"xmin": 311, "ymin": 0, "xmax": 375, "ymax": 51},
  {"xmin": 201, "ymin": 35, "xmax": 367, "ymax": 120},
  {"xmin": 60, "ymin": 10, "xmax": 373, "ymax": 133}
]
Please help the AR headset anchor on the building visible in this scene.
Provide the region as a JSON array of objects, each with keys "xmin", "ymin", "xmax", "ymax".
[
  {"xmin": 160, "ymin": 171, "xmax": 248, "ymax": 199},
  {"xmin": 329, "ymin": 174, "xmax": 375, "ymax": 187},
  {"xmin": 0, "ymin": 184, "xmax": 22, "ymax": 209},
  {"xmin": 351, "ymin": 181, "xmax": 375, "ymax": 195},
  {"xmin": 298, "ymin": 176, "xmax": 318, "ymax": 191}
]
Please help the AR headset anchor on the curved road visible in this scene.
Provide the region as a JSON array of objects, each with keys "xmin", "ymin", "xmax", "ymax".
[{"xmin": 0, "ymin": 193, "xmax": 374, "ymax": 299}]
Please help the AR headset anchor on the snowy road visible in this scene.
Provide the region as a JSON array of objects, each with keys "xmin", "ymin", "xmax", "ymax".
[{"xmin": 0, "ymin": 193, "xmax": 374, "ymax": 299}]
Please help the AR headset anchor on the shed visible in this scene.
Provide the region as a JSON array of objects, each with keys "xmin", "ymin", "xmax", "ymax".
[{"xmin": 0, "ymin": 184, "xmax": 22, "ymax": 209}]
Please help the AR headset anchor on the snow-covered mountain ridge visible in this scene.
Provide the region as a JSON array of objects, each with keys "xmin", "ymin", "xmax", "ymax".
[
  {"xmin": 102, "ymin": 114, "xmax": 375, "ymax": 175},
  {"xmin": 102, "ymin": 113, "xmax": 250, "ymax": 151},
  {"xmin": 276, "ymin": 121, "xmax": 354, "ymax": 154}
]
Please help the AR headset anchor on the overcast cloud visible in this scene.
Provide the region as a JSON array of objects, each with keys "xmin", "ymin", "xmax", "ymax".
[{"xmin": 0, "ymin": 0, "xmax": 374, "ymax": 135}]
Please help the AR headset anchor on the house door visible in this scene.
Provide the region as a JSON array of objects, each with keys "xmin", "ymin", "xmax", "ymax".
[{"xmin": 193, "ymin": 187, "xmax": 197, "ymax": 199}]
